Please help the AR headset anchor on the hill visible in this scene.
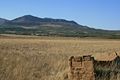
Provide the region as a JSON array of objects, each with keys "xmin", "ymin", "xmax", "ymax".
[
  {"xmin": 0, "ymin": 15, "xmax": 120, "ymax": 38},
  {"xmin": 0, "ymin": 18, "xmax": 9, "ymax": 25}
]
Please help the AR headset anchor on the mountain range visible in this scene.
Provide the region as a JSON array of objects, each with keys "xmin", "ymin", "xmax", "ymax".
[{"xmin": 0, "ymin": 15, "xmax": 120, "ymax": 38}]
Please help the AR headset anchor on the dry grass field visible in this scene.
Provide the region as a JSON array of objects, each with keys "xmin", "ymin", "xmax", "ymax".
[{"xmin": 0, "ymin": 35, "xmax": 120, "ymax": 80}]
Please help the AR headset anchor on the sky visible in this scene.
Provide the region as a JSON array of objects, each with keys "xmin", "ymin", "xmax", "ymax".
[{"xmin": 0, "ymin": 0, "xmax": 120, "ymax": 30}]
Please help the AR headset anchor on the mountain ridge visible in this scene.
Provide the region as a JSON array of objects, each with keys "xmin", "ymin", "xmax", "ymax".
[
  {"xmin": 0, "ymin": 15, "xmax": 120, "ymax": 38},
  {"xmin": 11, "ymin": 15, "xmax": 80, "ymax": 26},
  {"xmin": 0, "ymin": 18, "xmax": 9, "ymax": 25}
]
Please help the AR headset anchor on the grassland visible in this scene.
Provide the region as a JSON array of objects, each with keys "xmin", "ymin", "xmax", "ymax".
[{"xmin": 0, "ymin": 35, "xmax": 120, "ymax": 80}]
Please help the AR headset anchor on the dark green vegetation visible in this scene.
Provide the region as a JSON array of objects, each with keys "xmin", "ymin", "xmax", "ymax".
[{"xmin": 0, "ymin": 15, "xmax": 120, "ymax": 38}]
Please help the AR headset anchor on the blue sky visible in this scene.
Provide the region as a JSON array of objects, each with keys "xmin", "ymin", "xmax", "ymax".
[{"xmin": 0, "ymin": 0, "xmax": 120, "ymax": 30}]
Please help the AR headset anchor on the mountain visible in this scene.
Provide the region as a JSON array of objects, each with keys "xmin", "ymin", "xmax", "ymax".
[
  {"xmin": 10, "ymin": 15, "xmax": 80, "ymax": 27},
  {"xmin": 0, "ymin": 18, "xmax": 9, "ymax": 25},
  {"xmin": 12, "ymin": 15, "xmax": 43, "ymax": 24},
  {"xmin": 0, "ymin": 15, "xmax": 120, "ymax": 38}
]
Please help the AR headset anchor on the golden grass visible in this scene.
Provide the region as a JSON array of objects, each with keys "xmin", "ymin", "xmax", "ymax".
[{"xmin": 0, "ymin": 35, "xmax": 120, "ymax": 80}]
